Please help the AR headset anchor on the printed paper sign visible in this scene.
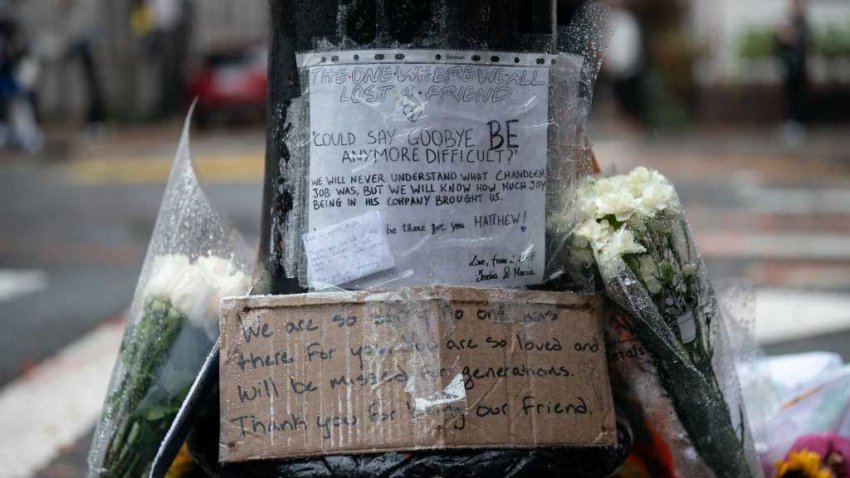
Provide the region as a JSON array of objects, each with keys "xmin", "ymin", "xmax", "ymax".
[
  {"xmin": 219, "ymin": 288, "xmax": 615, "ymax": 462},
  {"xmin": 302, "ymin": 211, "xmax": 395, "ymax": 286},
  {"xmin": 300, "ymin": 50, "xmax": 551, "ymax": 288}
]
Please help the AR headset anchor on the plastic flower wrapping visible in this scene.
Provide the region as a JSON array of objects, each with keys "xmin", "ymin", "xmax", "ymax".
[
  {"xmin": 87, "ymin": 113, "xmax": 252, "ymax": 478},
  {"xmin": 553, "ymin": 167, "xmax": 762, "ymax": 478},
  {"xmin": 740, "ymin": 352, "xmax": 850, "ymax": 477}
]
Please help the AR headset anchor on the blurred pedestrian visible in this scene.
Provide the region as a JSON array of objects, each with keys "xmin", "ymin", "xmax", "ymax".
[
  {"xmin": 776, "ymin": 0, "xmax": 810, "ymax": 145},
  {"xmin": 0, "ymin": 13, "xmax": 42, "ymax": 154},
  {"xmin": 0, "ymin": 14, "xmax": 17, "ymax": 148},
  {"xmin": 143, "ymin": 0, "xmax": 193, "ymax": 118},
  {"xmin": 606, "ymin": 4, "xmax": 646, "ymax": 127},
  {"xmin": 61, "ymin": 0, "xmax": 106, "ymax": 132}
]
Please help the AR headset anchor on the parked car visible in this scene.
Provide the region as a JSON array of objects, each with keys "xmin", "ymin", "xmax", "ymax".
[{"xmin": 186, "ymin": 43, "xmax": 267, "ymax": 127}]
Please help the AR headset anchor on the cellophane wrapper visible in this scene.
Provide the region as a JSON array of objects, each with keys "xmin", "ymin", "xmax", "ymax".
[
  {"xmin": 584, "ymin": 193, "xmax": 762, "ymax": 478},
  {"xmin": 87, "ymin": 112, "xmax": 252, "ymax": 478}
]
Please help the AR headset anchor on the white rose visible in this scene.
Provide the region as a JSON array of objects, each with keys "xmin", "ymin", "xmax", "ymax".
[
  {"xmin": 214, "ymin": 269, "xmax": 251, "ymax": 299},
  {"xmin": 183, "ymin": 256, "xmax": 250, "ymax": 332},
  {"xmin": 170, "ymin": 266, "xmax": 218, "ymax": 324},
  {"xmin": 143, "ymin": 254, "xmax": 191, "ymax": 301},
  {"xmin": 142, "ymin": 254, "xmax": 250, "ymax": 338}
]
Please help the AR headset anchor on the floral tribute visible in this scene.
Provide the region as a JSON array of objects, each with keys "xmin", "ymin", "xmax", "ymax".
[
  {"xmin": 565, "ymin": 167, "xmax": 756, "ymax": 478},
  {"xmin": 93, "ymin": 254, "xmax": 249, "ymax": 478},
  {"xmin": 774, "ymin": 434, "xmax": 850, "ymax": 478}
]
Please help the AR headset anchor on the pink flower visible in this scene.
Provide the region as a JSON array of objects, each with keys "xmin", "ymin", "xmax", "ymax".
[{"xmin": 786, "ymin": 434, "xmax": 850, "ymax": 478}]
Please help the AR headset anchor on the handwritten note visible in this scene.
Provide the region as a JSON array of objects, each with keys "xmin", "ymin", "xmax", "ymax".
[
  {"xmin": 219, "ymin": 288, "xmax": 615, "ymax": 463},
  {"xmin": 299, "ymin": 51, "xmax": 550, "ymax": 288},
  {"xmin": 302, "ymin": 211, "xmax": 395, "ymax": 285}
]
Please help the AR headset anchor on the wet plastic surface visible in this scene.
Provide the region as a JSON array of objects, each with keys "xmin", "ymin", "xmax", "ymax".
[
  {"xmin": 189, "ymin": 396, "xmax": 632, "ymax": 478},
  {"xmin": 87, "ymin": 112, "xmax": 252, "ymax": 478}
]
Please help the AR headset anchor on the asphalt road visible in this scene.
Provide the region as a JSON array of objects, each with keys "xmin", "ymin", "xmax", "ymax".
[{"xmin": 0, "ymin": 126, "xmax": 264, "ymax": 387}]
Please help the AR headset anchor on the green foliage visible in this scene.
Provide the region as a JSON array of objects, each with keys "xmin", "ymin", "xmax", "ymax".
[
  {"xmin": 593, "ymin": 212, "xmax": 753, "ymax": 477},
  {"xmin": 738, "ymin": 27, "xmax": 776, "ymax": 60},
  {"xmin": 98, "ymin": 298, "xmax": 188, "ymax": 478},
  {"xmin": 815, "ymin": 22, "xmax": 850, "ymax": 58},
  {"xmin": 738, "ymin": 21, "xmax": 850, "ymax": 61}
]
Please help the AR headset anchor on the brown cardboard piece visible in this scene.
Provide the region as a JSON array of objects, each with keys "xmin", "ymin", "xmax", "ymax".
[{"xmin": 219, "ymin": 287, "xmax": 615, "ymax": 463}]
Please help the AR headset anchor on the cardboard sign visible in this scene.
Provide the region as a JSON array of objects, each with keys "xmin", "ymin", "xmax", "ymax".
[{"xmin": 219, "ymin": 288, "xmax": 615, "ymax": 463}]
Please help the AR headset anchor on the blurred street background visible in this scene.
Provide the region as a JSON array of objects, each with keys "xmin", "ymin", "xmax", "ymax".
[{"xmin": 0, "ymin": 0, "xmax": 849, "ymax": 476}]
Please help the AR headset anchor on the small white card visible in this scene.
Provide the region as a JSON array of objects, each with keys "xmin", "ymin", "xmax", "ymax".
[{"xmin": 302, "ymin": 211, "xmax": 395, "ymax": 286}]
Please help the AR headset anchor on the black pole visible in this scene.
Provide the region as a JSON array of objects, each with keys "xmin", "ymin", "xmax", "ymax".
[
  {"xmin": 195, "ymin": 2, "xmax": 631, "ymax": 477},
  {"xmin": 257, "ymin": 0, "xmax": 558, "ymax": 295}
]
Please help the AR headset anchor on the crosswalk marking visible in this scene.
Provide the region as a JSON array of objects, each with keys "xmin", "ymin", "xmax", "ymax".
[
  {"xmin": 0, "ymin": 320, "xmax": 124, "ymax": 478},
  {"xmin": 757, "ymin": 288, "xmax": 850, "ymax": 344},
  {"xmin": 0, "ymin": 270, "xmax": 48, "ymax": 303},
  {"xmin": 66, "ymin": 153, "xmax": 264, "ymax": 184},
  {"xmin": 698, "ymin": 232, "xmax": 850, "ymax": 260},
  {"xmin": 741, "ymin": 186, "xmax": 850, "ymax": 215}
]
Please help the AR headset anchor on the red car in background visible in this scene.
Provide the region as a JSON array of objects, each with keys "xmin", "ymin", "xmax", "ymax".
[{"xmin": 186, "ymin": 43, "xmax": 268, "ymax": 126}]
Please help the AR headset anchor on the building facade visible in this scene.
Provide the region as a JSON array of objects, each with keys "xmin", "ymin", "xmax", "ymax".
[{"xmin": 13, "ymin": 0, "xmax": 266, "ymax": 121}]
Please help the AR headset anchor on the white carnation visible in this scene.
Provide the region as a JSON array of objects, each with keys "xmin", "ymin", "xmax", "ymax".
[
  {"xmin": 575, "ymin": 218, "xmax": 645, "ymax": 260},
  {"xmin": 600, "ymin": 227, "xmax": 646, "ymax": 258},
  {"xmin": 624, "ymin": 166, "xmax": 653, "ymax": 192},
  {"xmin": 575, "ymin": 219, "xmax": 615, "ymax": 253},
  {"xmin": 638, "ymin": 256, "xmax": 662, "ymax": 294},
  {"xmin": 572, "ymin": 167, "xmax": 680, "ymax": 261},
  {"xmin": 628, "ymin": 167, "xmax": 678, "ymax": 217},
  {"xmin": 593, "ymin": 188, "xmax": 638, "ymax": 222},
  {"xmin": 637, "ymin": 182, "xmax": 676, "ymax": 216},
  {"xmin": 576, "ymin": 182, "xmax": 600, "ymax": 218}
]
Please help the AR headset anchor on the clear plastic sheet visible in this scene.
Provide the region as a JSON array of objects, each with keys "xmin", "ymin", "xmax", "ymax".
[
  {"xmin": 606, "ymin": 283, "xmax": 763, "ymax": 478},
  {"xmin": 259, "ymin": 1, "xmax": 616, "ymax": 296},
  {"xmin": 278, "ymin": 50, "xmax": 588, "ymax": 291},
  {"xmin": 260, "ymin": 2, "xmax": 617, "ymax": 296},
  {"xmin": 196, "ymin": 437, "xmax": 632, "ymax": 478},
  {"xmin": 741, "ymin": 353, "xmax": 850, "ymax": 476},
  {"xmin": 87, "ymin": 111, "xmax": 252, "ymax": 478}
]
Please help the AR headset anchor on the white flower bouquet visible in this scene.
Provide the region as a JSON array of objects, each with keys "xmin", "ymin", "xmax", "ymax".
[
  {"xmin": 94, "ymin": 255, "xmax": 249, "ymax": 478},
  {"xmin": 88, "ymin": 114, "xmax": 251, "ymax": 478},
  {"xmin": 563, "ymin": 167, "xmax": 757, "ymax": 477}
]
